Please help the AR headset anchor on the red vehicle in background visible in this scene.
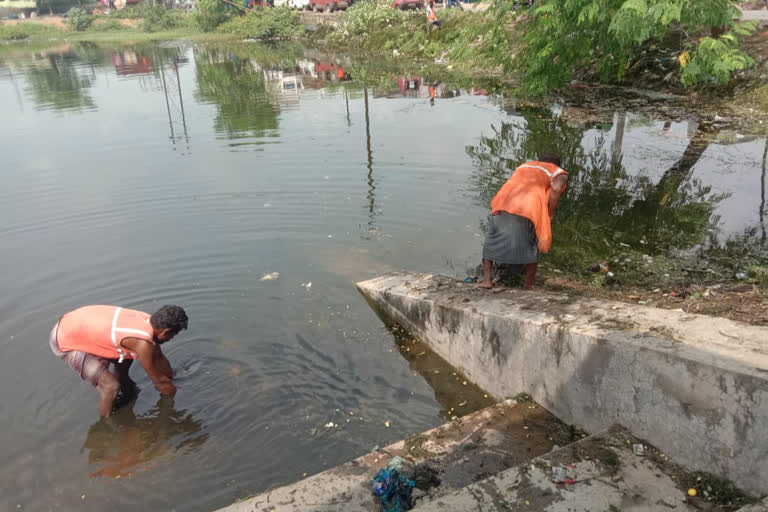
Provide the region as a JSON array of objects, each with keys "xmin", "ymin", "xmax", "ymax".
[
  {"xmin": 393, "ymin": 0, "xmax": 423, "ymax": 9},
  {"xmin": 309, "ymin": 0, "xmax": 348, "ymax": 11}
]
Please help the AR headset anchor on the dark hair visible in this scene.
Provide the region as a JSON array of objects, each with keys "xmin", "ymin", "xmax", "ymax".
[
  {"xmin": 539, "ymin": 153, "xmax": 562, "ymax": 166},
  {"xmin": 150, "ymin": 305, "xmax": 188, "ymax": 333}
]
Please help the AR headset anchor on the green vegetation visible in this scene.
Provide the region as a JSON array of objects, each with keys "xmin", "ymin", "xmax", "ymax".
[
  {"xmin": 92, "ymin": 17, "xmax": 130, "ymax": 31},
  {"xmin": 67, "ymin": 7, "xmax": 94, "ymax": 31},
  {"xmin": 193, "ymin": 46, "xmax": 281, "ymax": 141},
  {"xmin": 0, "ymin": 21, "xmax": 63, "ymax": 40},
  {"xmin": 516, "ymin": 0, "xmax": 756, "ymax": 93},
  {"xmin": 37, "ymin": 0, "xmax": 89, "ymax": 15},
  {"xmin": 466, "ymin": 105, "xmax": 767, "ymax": 289},
  {"xmin": 193, "ymin": 0, "xmax": 232, "ymax": 32},
  {"xmin": 320, "ymin": 0, "xmax": 760, "ymax": 94},
  {"xmin": 139, "ymin": 5, "xmax": 188, "ymax": 32},
  {"xmin": 216, "ymin": 7, "xmax": 303, "ymax": 39}
]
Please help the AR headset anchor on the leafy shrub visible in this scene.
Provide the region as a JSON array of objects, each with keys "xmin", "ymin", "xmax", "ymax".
[
  {"xmin": 681, "ymin": 24, "xmax": 756, "ymax": 86},
  {"xmin": 516, "ymin": 0, "xmax": 757, "ymax": 93},
  {"xmin": 140, "ymin": 6, "xmax": 182, "ymax": 32},
  {"xmin": 193, "ymin": 0, "xmax": 232, "ymax": 32},
  {"xmin": 92, "ymin": 17, "xmax": 129, "ymax": 31},
  {"xmin": 216, "ymin": 7, "xmax": 303, "ymax": 39},
  {"xmin": 112, "ymin": 4, "xmax": 152, "ymax": 18},
  {"xmin": 67, "ymin": 7, "xmax": 94, "ymax": 31},
  {"xmin": 338, "ymin": 0, "xmax": 415, "ymax": 37}
]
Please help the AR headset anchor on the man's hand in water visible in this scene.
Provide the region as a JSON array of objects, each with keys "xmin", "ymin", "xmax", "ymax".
[{"xmin": 122, "ymin": 337, "xmax": 176, "ymax": 396}]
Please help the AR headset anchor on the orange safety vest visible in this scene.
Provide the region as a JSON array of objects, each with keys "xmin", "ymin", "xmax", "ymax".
[
  {"xmin": 428, "ymin": 6, "xmax": 437, "ymax": 21},
  {"xmin": 490, "ymin": 161, "xmax": 568, "ymax": 253},
  {"xmin": 57, "ymin": 305, "xmax": 155, "ymax": 362}
]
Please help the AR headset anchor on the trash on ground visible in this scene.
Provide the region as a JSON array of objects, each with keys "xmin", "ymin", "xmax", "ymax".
[
  {"xmin": 371, "ymin": 457, "xmax": 440, "ymax": 511},
  {"xmin": 552, "ymin": 463, "xmax": 577, "ymax": 484},
  {"xmin": 688, "ymin": 488, "xmax": 697, "ymax": 497},
  {"xmin": 324, "ymin": 422, "xmax": 335, "ymax": 428},
  {"xmin": 260, "ymin": 272, "xmax": 280, "ymax": 281},
  {"xmin": 371, "ymin": 456, "xmax": 415, "ymax": 511},
  {"xmin": 633, "ymin": 443, "xmax": 645, "ymax": 456}
]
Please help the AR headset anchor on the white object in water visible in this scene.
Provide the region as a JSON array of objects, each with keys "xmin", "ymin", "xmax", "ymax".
[{"xmin": 260, "ymin": 272, "xmax": 280, "ymax": 281}]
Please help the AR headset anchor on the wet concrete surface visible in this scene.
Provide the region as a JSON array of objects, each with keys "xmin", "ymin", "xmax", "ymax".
[{"xmin": 217, "ymin": 400, "xmax": 564, "ymax": 511}]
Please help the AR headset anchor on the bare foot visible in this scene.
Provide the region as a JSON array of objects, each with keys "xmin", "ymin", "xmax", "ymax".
[{"xmin": 477, "ymin": 281, "xmax": 493, "ymax": 289}]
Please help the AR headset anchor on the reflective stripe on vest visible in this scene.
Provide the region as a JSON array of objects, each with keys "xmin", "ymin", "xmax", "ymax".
[
  {"xmin": 518, "ymin": 164, "xmax": 567, "ymax": 186},
  {"xmin": 110, "ymin": 307, "xmax": 153, "ymax": 363}
]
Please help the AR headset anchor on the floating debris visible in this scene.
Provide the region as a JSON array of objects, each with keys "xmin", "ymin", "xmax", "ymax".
[
  {"xmin": 260, "ymin": 272, "xmax": 280, "ymax": 281},
  {"xmin": 384, "ymin": 421, "xmax": 391, "ymax": 427}
]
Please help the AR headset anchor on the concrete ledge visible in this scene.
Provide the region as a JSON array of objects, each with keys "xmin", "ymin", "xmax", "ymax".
[
  {"xmin": 216, "ymin": 400, "xmax": 559, "ymax": 512},
  {"xmin": 356, "ymin": 272, "xmax": 768, "ymax": 496},
  {"xmin": 416, "ymin": 426, "xmax": 702, "ymax": 511}
]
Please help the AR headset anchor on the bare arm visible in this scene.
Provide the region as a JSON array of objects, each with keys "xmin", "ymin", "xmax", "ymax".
[
  {"xmin": 153, "ymin": 345, "xmax": 174, "ymax": 379},
  {"xmin": 122, "ymin": 338, "xmax": 176, "ymax": 395},
  {"xmin": 548, "ymin": 175, "xmax": 568, "ymax": 220}
]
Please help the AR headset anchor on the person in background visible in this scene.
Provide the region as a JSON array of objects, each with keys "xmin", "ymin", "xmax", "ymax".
[
  {"xmin": 49, "ymin": 304, "xmax": 188, "ymax": 417},
  {"xmin": 427, "ymin": 0, "xmax": 441, "ymax": 30},
  {"xmin": 478, "ymin": 154, "xmax": 568, "ymax": 290}
]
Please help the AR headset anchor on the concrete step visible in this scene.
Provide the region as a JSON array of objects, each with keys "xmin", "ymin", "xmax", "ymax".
[
  {"xmin": 413, "ymin": 425, "xmax": 758, "ymax": 511},
  {"xmin": 357, "ymin": 272, "xmax": 768, "ymax": 496},
  {"xmin": 216, "ymin": 399, "xmax": 572, "ymax": 512}
]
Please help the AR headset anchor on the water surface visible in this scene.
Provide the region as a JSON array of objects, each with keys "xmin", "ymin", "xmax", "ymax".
[{"xmin": 0, "ymin": 41, "xmax": 765, "ymax": 511}]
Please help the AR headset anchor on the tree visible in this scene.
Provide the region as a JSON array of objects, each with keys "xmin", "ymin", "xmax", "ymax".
[{"xmin": 489, "ymin": 0, "xmax": 756, "ymax": 93}]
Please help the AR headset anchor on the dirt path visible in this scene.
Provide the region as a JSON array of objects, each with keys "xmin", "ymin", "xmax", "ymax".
[{"xmin": 3, "ymin": 15, "xmax": 67, "ymax": 27}]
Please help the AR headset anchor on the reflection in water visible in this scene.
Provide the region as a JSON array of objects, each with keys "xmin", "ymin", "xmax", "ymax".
[
  {"xmin": 366, "ymin": 302, "xmax": 491, "ymax": 420},
  {"xmin": 82, "ymin": 396, "xmax": 208, "ymax": 479},
  {"xmin": 466, "ymin": 107, "xmax": 743, "ymax": 273},
  {"xmin": 193, "ymin": 47, "xmax": 279, "ymax": 147},
  {"xmin": 364, "ymin": 87, "xmax": 377, "ymax": 238},
  {"xmin": 24, "ymin": 52, "xmax": 96, "ymax": 113},
  {"xmin": 158, "ymin": 55, "xmax": 191, "ymax": 155}
]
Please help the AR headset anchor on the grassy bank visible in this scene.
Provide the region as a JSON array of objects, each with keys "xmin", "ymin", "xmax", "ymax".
[{"xmin": 0, "ymin": 3, "xmax": 303, "ymax": 43}]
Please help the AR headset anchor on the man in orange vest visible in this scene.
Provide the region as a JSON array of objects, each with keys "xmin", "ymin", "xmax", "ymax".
[
  {"xmin": 49, "ymin": 305, "xmax": 188, "ymax": 417},
  {"xmin": 478, "ymin": 153, "xmax": 568, "ymax": 290}
]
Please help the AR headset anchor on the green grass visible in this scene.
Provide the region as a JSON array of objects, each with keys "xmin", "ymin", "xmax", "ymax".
[{"xmin": 0, "ymin": 22, "xmax": 64, "ymax": 41}]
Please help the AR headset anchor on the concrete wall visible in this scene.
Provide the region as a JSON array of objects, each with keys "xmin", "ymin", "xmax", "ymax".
[
  {"xmin": 357, "ymin": 272, "xmax": 768, "ymax": 496},
  {"xmin": 298, "ymin": 11, "xmax": 341, "ymax": 26}
]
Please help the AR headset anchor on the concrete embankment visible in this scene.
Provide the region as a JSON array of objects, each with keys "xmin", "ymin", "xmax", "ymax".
[
  {"xmin": 356, "ymin": 272, "xmax": 768, "ymax": 496},
  {"xmin": 217, "ymin": 399, "xmax": 561, "ymax": 511}
]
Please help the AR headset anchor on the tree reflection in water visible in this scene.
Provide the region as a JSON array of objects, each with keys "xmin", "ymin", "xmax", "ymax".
[{"xmin": 463, "ymin": 107, "xmax": 766, "ymax": 279}]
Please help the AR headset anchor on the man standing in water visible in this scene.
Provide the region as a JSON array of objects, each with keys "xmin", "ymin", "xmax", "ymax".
[
  {"xmin": 479, "ymin": 154, "xmax": 568, "ymax": 290},
  {"xmin": 49, "ymin": 305, "xmax": 188, "ymax": 417}
]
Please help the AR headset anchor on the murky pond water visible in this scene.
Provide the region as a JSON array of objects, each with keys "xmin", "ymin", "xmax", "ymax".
[{"xmin": 0, "ymin": 40, "xmax": 765, "ymax": 511}]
